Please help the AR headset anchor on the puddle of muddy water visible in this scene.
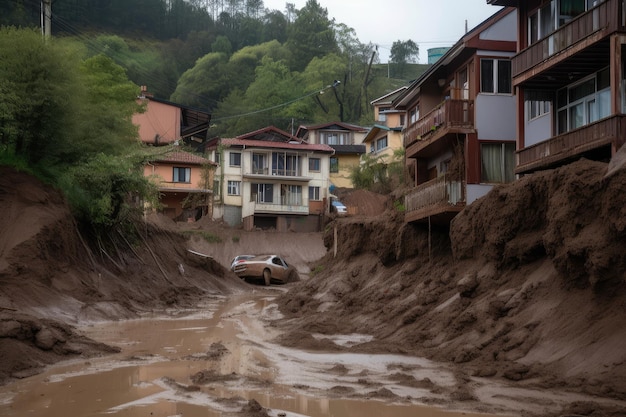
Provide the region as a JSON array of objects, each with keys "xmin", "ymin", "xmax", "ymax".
[{"xmin": 0, "ymin": 294, "xmax": 506, "ymax": 417}]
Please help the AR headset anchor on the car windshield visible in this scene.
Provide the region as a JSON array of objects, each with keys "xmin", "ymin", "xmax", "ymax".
[{"xmin": 253, "ymin": 255, "xmax": 272, "ymax": 261}]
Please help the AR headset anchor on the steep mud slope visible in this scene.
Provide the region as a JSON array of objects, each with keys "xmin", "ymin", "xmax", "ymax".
[
  {"xmin": 0, "ymin": 166, "xmax": 247, "ymax": 384},
  {"xmin": 274, "ymin": 159, "xmax": 626, "ymax": 415}
]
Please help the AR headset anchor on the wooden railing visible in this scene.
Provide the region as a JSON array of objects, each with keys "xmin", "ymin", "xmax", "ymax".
[
  {"xmin": 512, "ymin": 0, "xmax": 618, "ymax": 77},
  {"xmin": 405, "ymin": 175, "xmax": 465, "ymax": 213},
  {"xmin": 404, "ymin": 99, "xmax": 473, "ymax": 148},
  {"xmin": 517, "ymin": 115, "xmax": 626, "ymax": 172}
]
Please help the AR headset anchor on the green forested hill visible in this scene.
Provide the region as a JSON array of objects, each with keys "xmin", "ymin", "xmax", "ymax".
[{"xmin": 2, "ymin": 0, "xmax": 429, "ymax": 135}]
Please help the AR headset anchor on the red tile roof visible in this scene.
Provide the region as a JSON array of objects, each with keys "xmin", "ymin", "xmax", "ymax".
[
  {"xmin": 154, "ymin": 150, "xmax": 216, "ymax": 165},
  {"xmin": 221, "ymin": 138, "xmax": 334, "ymax": 153}
]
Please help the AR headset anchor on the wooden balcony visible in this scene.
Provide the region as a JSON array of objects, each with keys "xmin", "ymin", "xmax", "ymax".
[
  {"xmin": 517, "ymin": 115, "xmax": 626, "ymax": 174},
  {"xmin": 404, "ymin": 175, "xmax": 466, "ymax": 224},
  {"xmin": 404, "ymin": 100, "xmax": 474, "ymax": 159},
  {"xmin": 512, "ymin": 0, "xmax": 621, "ymax": 85}
]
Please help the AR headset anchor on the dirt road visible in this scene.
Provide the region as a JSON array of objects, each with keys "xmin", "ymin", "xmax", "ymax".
[{"xmin": 4, "ymin": 289, "xmax": 619, "ymax": 417}]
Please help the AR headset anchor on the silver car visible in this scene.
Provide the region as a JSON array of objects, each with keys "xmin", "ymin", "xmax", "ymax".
[{"xmin": 232, "ymin": 254, "xmax": 292, "ymax": 285}]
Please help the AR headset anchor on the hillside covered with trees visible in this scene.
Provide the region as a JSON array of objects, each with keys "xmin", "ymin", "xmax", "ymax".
[{"xmin": 2, "ymin": 0, "xmax": 428, "ymax": 137}]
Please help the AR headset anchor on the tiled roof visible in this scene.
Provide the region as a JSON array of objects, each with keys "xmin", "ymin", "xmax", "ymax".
[
  {"xmin": 154, "ymin": 150, "xmax": 215, "ymax": 165},
  {"xmin": 221, "ymin": 138, "xmax": 335, "ymax": 153}
]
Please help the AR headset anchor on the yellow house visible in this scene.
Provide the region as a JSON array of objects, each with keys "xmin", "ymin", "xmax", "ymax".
[
  {"xmin": 295, "ymin": 122, "xmax": 367, "ymax": 189},
  {"xmin": 364, "ymin": 87, "xmax": 408, "ymax": 165},
  {"xmin": 144, "ymin": 150, "xmax": 216, "ymax": 221}
]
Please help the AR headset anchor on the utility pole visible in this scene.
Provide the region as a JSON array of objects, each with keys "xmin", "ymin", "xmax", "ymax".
[{"xmin": 42, "ymin": 0, "xmax": 52, "ymax": 38}]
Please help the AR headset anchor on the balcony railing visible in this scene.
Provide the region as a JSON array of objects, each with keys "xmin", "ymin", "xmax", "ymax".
[
  {"xmin": 512, "ymin": 0, "xmax": 617, "ymax": 78},
  {"xmin": 253, "ymin": 201, "xmax": 309, "ymax": 215},
  {"xmin": 404, "ymin": 99, "xmax": 474, "ymax": 149},
  {"xmin": 517, "ymin": 115, "xmax": 626, "ymax": 173},
  {"xmin": 405, "ymin": 175, "xmax": 465, "ymax": 217}
]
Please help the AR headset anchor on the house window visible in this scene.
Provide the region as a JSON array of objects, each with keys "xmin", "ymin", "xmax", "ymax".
[
  {"xmin": 272, "ymin": 152, "xmax": 301, "ymax": 176},
  {"xmin": 213, "ymin": 179, "xmax": 220, "ymax": 197},
  {"xmin": 371, "ymin": 136, "xmax": 388, "ymax": 153},
  {"xmin": 252, "ymin": 183, "xmax": 273, "ymax": 203},
  {"xmin": 229, "ymin": 152, "xmax": 241, "ymax": 167},
  {"xmin": 281, "ymin": 184, "xmax": 302, "ymax": 206},
  {"xmin": 481, "ymin": 59, "xmax": 511, "ymax": 94},
  {"xmin": 330, "ymin": 157, "xmax": 339, "ymax": 173},
  {"xmin": 378, "ymin": 107, "xmax": 390, "ymax": 122},
  {"xmin": 227, "ymin": 180, "xmax": 241, "ymax": 195},
  {"xmin": 320, "ymin": 131, "xmax": 349, "ymax": 145},
  {"xmin": 556, "ymin": 67, "xmax": 610, "ymax": 134},
  {"xmin": 409, "ymin": 107, "xmax": 419, "ymax": 124},
  {"xmin": 481, "ymin": 142, "xmax": 515, "ymax": 183},
  {"xmin": 527, "ymin": 100, "xmax": 551, "ymax": 120},
  {"xmin": 173, "ymin": 167, "xmax": 191, "ymax": 183},
  {"xmin": 308, "ymin": 186, "xmax": 321, "ymax": 201},
  {"xmin": 309, "ymin": 157, "xmax": 320, "ymax": 172},
  {"xmin": 528, "ymin": 0, "xmax": 601, "ymax": 44},
  {"xmin": 214, "ymin": 151, "xmax": 220, "ymax": 164},
  {"xmin": 252, "ymin": 153, "xmax": 268, "ymax": 175}
]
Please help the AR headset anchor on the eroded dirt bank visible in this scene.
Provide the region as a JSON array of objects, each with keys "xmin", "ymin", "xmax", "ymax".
[
  {"xmin": 0, "ymin": 166, "xmax": 249, "ymax": 385},
  {"xmin": 274, "ymin": 159, "xmax": 626, "ymax": 417}
]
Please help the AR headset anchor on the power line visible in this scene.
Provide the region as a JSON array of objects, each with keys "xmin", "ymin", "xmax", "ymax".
[{"xmin": 212, "ymin": 81, "xmax": 340, "ymax": 122}]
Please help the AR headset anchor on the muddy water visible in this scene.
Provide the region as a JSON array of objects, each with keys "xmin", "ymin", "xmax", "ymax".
[{"xmin": 0, "ymin": 293, "xmax": 504, "ymax": 417}]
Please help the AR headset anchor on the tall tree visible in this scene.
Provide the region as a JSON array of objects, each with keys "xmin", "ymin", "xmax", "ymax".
[
  {"xmin": 286, "ymin": 0, "xmax": 337, "ymax": 72},
  {"xmin": 0, "ymin": 27, "xmax": 81, "ymax": 165},
  {"xmin": 390, "ymin": 39, "xmax": 419, "ymax": 78}
]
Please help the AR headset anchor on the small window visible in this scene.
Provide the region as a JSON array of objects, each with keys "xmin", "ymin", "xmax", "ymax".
[
  {"xmin": 481, "ymin": 142, "xmax": 515, "ymax": 183},
  {"xmin": 227, "ymin": 180, "xmax": 241, "ymax": 195},
  {"xmin": 481, "ymin": 59, "xmax": 511, "ymax": 94},
  {"xmin": 173, "ymin": 167, "xmax": 191, "ymax": 183},
  {"xmin": 376, "ymin": 136, "xmax": 388, "ymax": 152},
  {"xmin": 527, "ymin": 100, "xmax": 551, "ymax": 120},
  {"xmin": 309, "ymin": 157, "xmax": 320, "ymax": 172},
  {"xmin": 330, "ymin": 157, "xmax": 339, "ymax": 173},
  {"xmin": 229, "ymin": 152, "xmax": 241, "ymax": 167},
  {"xmin": 308, "ymin": 186, "xmax": 321, "ymax": 201}
]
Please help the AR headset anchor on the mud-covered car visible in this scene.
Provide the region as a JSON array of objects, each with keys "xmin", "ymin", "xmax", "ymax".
[
  {"xmin": 232, "ymin": 254, "xmax": 294, "ymax": 285},
  {"xmin": 230, "ymin": 254, "xmax": 255, "ymax": 271}
]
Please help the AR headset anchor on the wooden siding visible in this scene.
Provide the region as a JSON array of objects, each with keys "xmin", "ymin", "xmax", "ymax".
[
  {"xmin": 404, "ymin": 175, "xmax": 466, "ymax": 223},
  {"xmin": 512, "ymin": 0, "xmax": 620, "ymax": 80},
  {"xmin": 517, "ymin": 115, "xmax": 626, "ymax": 174}
]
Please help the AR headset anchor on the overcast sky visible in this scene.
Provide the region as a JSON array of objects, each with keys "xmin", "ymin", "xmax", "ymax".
[{"xmin": 262, "ymin": 0, "xmax": 504, "ymax": 63}]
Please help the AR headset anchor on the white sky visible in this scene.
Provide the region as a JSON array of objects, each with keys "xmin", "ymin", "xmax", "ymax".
[{"xmin": 262, "ymin": 0, "xmax": 504, "ymax": 63}]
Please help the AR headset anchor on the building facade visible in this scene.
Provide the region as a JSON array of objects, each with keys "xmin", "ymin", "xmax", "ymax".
[
  {"xmin": 395, "ymin": 7, "xmax": 518, "ymax": 224},
  {"xmin": 206, "ymin": 127, "xmax": 335, "ymax": 232},
  {"xmin": 488, "ymin": 0, "xmax": 626, "ymax": 174},
  {"xmin": 295, "ymin": 122, "xmax": 367, "ymax": 189}
]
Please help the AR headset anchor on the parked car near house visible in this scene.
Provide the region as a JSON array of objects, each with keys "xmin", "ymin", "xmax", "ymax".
[
  {"xmin": 232, "ymin": 254, "xmax": 294, "ymax": 285},
  {"xmin": 230, "ymin": 254, "xmax": 255, "ymax": 271},
  {"xmin": 331, "ymin": 200, "xmax": 348, "ymax": 215}
]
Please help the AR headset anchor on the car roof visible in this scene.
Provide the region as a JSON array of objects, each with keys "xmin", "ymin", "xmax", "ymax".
[{"xmin": 331, "ymin": 200, "xmax": 346, "ymax": 206}]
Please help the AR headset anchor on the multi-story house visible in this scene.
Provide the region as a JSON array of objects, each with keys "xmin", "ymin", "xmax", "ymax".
[
  {"xmin": 394, "ymin": 7, "xmax": 518, "ymax": 224},
  {"xmin": 144, "ymin": 150, "xmax": 216, "ymax": 221},
  {"xmin": 295, "ymin": 122, "xmax": 367, "ymax": 189},
  {"xmin": 205, "ymin": 126, "xmax": 335, "ymax": 232},
  {"xmin": 487, "ymin": 0, "xmax": 626, "ymax": 174},
  {"xmin": 363, "ymin": 87, "xmax": 409, "ymax": 168},
  {"xmin": 133, "ymin": 86, "xmax": 215, "ymax": 220}
]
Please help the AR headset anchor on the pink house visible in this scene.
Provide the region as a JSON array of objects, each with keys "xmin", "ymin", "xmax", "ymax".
[{"xmin": 144, "ymin": 150, "xmax": 216, "ymax": 221}]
